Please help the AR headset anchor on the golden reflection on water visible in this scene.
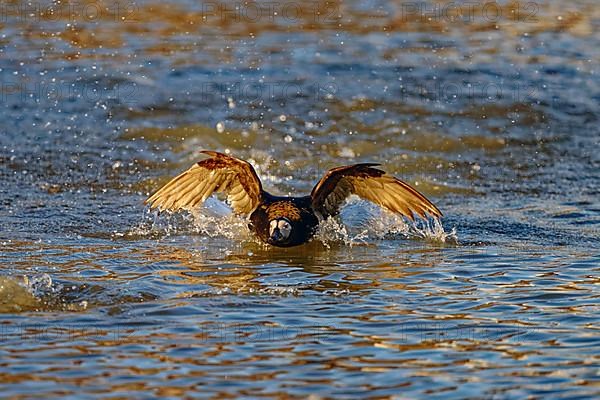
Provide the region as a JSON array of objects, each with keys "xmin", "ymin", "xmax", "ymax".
[
  {"xmin": 1, "ymin": 234, "xmax": 599, "ymax": 397},
  {"xmin": 4, "ymin": 1, "xmax": 597, "ymax": 51},
  {"xmin": 119, "ymin": 121, "xmax": 486, "ymax": 198}
]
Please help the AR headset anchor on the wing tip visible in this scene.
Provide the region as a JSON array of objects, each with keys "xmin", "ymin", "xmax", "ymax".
[
  {"xmin": 144, "ymin": 194, "xmax": 156, "ymax": 208},
  {"xmin": 199, "ymin": 150, "xmax": 233, "ymax": 160},
  {"xmin": 405, "ymin": 208, "xmax": 443, "ymax": 223},
  {"xmin": 143, "ymin": 198, "xmax": 160, "ymax": 212},
  {"xmin": 358, "ymin": 162, "xmax": 381, "ymax": 167}
]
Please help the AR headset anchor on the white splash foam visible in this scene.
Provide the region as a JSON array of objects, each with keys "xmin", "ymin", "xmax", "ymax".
[
  {"xmin": 367, "ymin": 206, "xmax": 457, "ymax": 244},
  {"xmin": 189, "ymin": 210, "xmax": 252, "ymax": 242},
  {"xmin": 315, "ymin": 199, "xmax": 458, "ymax": 246},
  {"xmin": 135, "ymin": 198, "xmax": 457, "ymax": 246},
  {"xmin": 22, "ymin": 273, "xmax": 56, "ymax": 296},
  {"xmin": 130, "ymin": 198, "xmax": 254, "ymax": 243}
]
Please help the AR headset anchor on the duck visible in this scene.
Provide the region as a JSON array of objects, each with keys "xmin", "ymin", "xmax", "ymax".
[{"xmin": 146, "ymin": 151, "xmax": 442, "ymax": 247}]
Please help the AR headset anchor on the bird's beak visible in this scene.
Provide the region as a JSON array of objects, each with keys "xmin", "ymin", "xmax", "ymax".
[{"xmin": 270, "ymin": 229, "xmax": 283, "ymax": 242}]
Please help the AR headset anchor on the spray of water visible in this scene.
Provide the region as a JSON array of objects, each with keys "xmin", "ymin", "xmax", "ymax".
[
  {"xmin": 133, "ymin": 197, "xmax": 458, "ymax": 246},
  {"xmin": 0, "ymin": 274, "xmax": 89, "ymax": 312},
  {"xmin": 315, "ymin": 207, "xmax": 457, "ymax": 247}
]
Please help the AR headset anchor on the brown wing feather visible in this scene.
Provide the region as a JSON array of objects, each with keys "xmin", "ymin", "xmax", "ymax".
[
  {"xmin": 311, "ymin": 163, "xmax": 442, "ymax": 220},
  {"xmin": 145, "ymin": 151, "xmax": 263, "ymax": 215}
]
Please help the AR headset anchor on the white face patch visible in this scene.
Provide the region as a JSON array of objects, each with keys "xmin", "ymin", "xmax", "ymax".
[{"xmin": 269, "ymin": 218, "xmax": 292, "ymax": 240}]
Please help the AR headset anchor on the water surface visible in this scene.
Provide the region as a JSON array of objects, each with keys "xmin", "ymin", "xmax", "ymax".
[{"xmin": 1, "ymin": 0, "xmax": 599, "ymax": 397}]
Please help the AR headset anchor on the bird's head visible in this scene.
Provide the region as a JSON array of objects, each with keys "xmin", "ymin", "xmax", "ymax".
[{"xmin": 268, "ymin": 217, "xmax": 292, "ymax": 245}]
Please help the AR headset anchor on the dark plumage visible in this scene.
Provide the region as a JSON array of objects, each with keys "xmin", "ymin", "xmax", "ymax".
[{"xmin": 146, "ymin": 151, "xmax": 442, "ymax": 247}]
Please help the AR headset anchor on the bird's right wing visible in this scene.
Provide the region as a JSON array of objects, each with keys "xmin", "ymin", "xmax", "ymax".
[{"xmin": 145, "ymin": 151, "xmax": 263, "ymax": 215}]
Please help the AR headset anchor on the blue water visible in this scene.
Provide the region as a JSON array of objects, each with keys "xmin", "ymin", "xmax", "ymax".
[{"xmin": 1, "ymin": 0, "xmax": 599, "ymax": 397}]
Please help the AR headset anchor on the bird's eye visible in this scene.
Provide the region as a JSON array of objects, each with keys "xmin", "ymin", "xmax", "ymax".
[{"xmin": 278, "ymin": 220, "xmax": 291, "ymax": 230}]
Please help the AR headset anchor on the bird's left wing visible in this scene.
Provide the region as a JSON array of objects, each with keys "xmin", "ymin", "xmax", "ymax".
[
  {"xmin": 311, "ymin": 163, "xmax": 442, "ymax": 220},
  {"xmin": 145, "ymin": 151, "xmax": 263, "ymax": 215}
]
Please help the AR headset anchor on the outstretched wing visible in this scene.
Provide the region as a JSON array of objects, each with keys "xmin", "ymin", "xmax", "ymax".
[
  {"xmin": 145, "ymin": 151, "xmax": 263, "ymax": 215},
  {"xmin": 311, "ymin": 163, "xmax": 442, "ymax": 220}
]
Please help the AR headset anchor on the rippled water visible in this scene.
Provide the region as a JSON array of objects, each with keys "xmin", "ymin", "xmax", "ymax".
[{"xmin": 1, "ymin": 0, "xmax": 599, "ymax": 397}]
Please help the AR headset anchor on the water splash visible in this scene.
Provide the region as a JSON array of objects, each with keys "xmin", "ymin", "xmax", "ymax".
[
  {"xmin": 186, "ymin": 198, "xmax": 253, "ymax": 241},
  {"xmin": 313, "ymin": 217, "xmax": 360, "ymax": 247},
  {"xmin": 365, "ymin": 207, "xmax": 458, "ymax": 244},
  {"xmin": 22, "ymin": 274, "xmax": 55, "ymax": 297},
  {"xmin": 316, "ymin": 198, "xmax": 458, "ymax": 246},
  {"xmin": 0, "ymin": 274, "xmax": 89, "ymax": 313},
  {"xmin": 124, "ymin": 197, "xmax": 253, "ymax": 242},
  {"xmin": 130, "ymin": 197, "xmax": 457, "ymax": 246}
]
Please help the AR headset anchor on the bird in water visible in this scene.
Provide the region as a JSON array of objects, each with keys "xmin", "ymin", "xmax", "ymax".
[{"xmin": 146, "ymin": 151, "xmax": 442, "ymax": 247}]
